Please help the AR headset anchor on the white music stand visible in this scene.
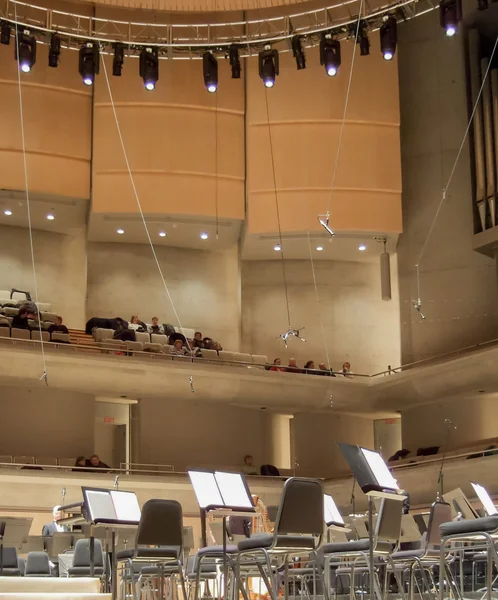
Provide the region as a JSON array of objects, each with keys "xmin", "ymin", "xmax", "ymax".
[
  {"xmin": 189, "ymin": 470, "xmax": 255, "ymax": 599},
  {"xmin": 338, "ymin": 443, "xmax": 404, "ymax": 600},
  {"xmin": 0, "ymin": 517, "xmax": 32, "ymax": 573},
  {"xmin": 471, "ymin": 482, "xmax": 498, "ymax": 516}
]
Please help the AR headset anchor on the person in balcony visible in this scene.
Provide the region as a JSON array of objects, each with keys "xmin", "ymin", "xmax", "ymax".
[
  {"xmin": 11, "ymin": 307, "xmax": 30, "ymax": 329},
  {"xmin": 317, "ymin": 362, "xmax": 335, "ymax": 376},
  {"xmin": 286, "ymin": 357, "xmax": 301, "ymax": 373},
  {"xmin": 304, "ymin": 360, "xmax": 315, "ymax": 373},
  {"xmin": 341, "ymin": 361, "xmax": 353, "ymax": 378},
  {"xmin": 269, "ymin": 358, "xmax": 286, "ymax": 372},
  {"xmin": 170, "ymin": 339, "xmax": 188, "ymax": 356},
  {"xmin": 129, "ymin": 315, "xmax": 147, "ymax": 332},
  {"xmin": 148, "ymin": 317, "xmax": 165, "ymax": 335},
  {"xmin": 48, "ymin": 316, "xmax": 69, "ymax": 335}
]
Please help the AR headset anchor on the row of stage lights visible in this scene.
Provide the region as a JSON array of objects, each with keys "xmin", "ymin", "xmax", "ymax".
[{"xmin": 0, "ymin": 0, "xmax": 463, "ymax": 91}]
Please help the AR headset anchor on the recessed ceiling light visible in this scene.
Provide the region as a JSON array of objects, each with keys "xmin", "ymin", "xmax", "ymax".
[
  {"xmin": 4, "ymin": 210, "xmax": 12, "ymax": 216},
  {"xmin": 358, "ymin": 244, "xmax": 367, "ymax": 251},
  {"xmin": 159, "ymin": 231, "xmax": 166, "ymax": 237},
  {"xmin": 316, "ymin": 246, "xmax": 323, "ymax": 251},
  {"xmin": 274, "ymin": 244, "xmax": 281, "ymax": 251},
  {"xmin": 117, "ymin": 228, "xmax": 124, "ymax": 235},
  {"xmin": 200, "ymin": 232, "xmax": 208, "ymax": 240},
  {"xmin": 46, "ymin": 213, "xmax": 55, "ymax": 221}
]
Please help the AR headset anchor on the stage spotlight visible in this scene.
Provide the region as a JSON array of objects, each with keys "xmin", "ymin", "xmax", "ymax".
[
  {"xmin": 1, "ymin": 22, "xmax": 11, "ymax": 45},
  {"xmin": 16, "ymin": 30, "xmax": 36, "ymax": 73},
  {"xmin": 229, "ymin": 44, "xmax": 241, "ymax": 79},
  {"xmin": 358, "ymin": 243, "xmax": 367, "ymax": 251},
  {"xmin": 259, "ymin": 45, "xmax": 279, "ymax": 88},
  {"xmin": 274, "ymin": 244, "xmax": 281, "ymax": 251},
  {"xmin": 477, "ymin": 0, "xmax": 488, "ymax": 9},
  {"xmin": 200, "ymin": 232, "xmax": 209, "ymax": 240},
  {"xmin": 113, "ymin": 43, "xmax": 125, "ymax": 76},
  {"xmin": 4, "ymin": 209, "xmax": 12, "ymax": 216},
  {"xmin": 379, "ymin": 15, "xmax": 397, "ymax": 60},
  {"xmin": 291, "ymin": 36, "xmax": 306, "ymax": 70},
  {"xmin": 117, "ymin": 228, "xmax": 124, "ymax": 235},
  {"xmin": 79, "ymin": 42, "xmax": 99, "ymax": 86},
  {"xmin": 46, "ymin": 213, "xmax": 55, "ymax": 221},
  {"xmin": 440, "ymin": 0, "xmax": 461, "ymax": 36},
  {"xmin": 357, "ymin": 22, "xmax": 370, "ymax": 56},
  {"xmin": 320, "ymin": 34, "xmax": 341, "ymax": 76},
  {"xmin": 48, "ymin": 33, "xmax": 61, "ymax": 68},
  {"xmin": 140, "ymin": 47, "xmax": 158, "ymax": 91},
  {"xmin": 203, "ymin": 51, "xmax": 218, "ymax": 93}
]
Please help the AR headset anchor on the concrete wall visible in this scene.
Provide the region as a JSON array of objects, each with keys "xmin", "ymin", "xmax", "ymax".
[
  {"xmin": 397, "ymin": 11, "xmax": 498, "ymax": 364},
  {"xmin": 293, "ymin": 412, "xmax": 374, "ymax": 477},
  {"xmin": 86, "ymin": 242, "xmax": 241, "ymax": 350},
  {"xmin": 0, "ymin": 386, "xmax": 95, "ymax": 458},
  {"xmin": 241, "ymin": 258, "xmax": 401, "ymax": 373},
  {"xmin": 0, "ymin": 225, "xmax": 87, "ymax": 328},
  {"xmin": 401, "ymin": 395, "xmax": 498, "ymax": 452}
]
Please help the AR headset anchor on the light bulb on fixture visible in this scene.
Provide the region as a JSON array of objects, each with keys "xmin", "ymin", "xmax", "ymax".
[
  {"xmin": 117, "ymin": 228, "xmax": 124, "ymax": 235},
  {"xmin": 159, "ymin": 231, "xmax": 166, "ymax": 237},
  {"xmin": 46, "ymin": 213, "xmax": 55, "ymax": 221},
  {"xmin": 4, "ymin": 209, "xmax": 12, "ymax": 216},
  {"xmin": 358, "ymin": 244, "xmax": 367, "ymax": 251},
  {"xmin": 200, "ymin": 232, "xmax": 209, "ymax": 240},
  {"xmin": 316, "ymin": 246, "xmax": 324, "ymax": 251},
  {"xmin": 274, "ymin": 244, "xmax": 281, "ymax": 251}
]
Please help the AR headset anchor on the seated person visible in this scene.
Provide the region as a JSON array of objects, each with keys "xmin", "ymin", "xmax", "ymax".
[
  {"xmin": 318, "ymin": 362, "xmax": 335, "ymax": 376},
  {"xmin": 270, "ymin": 358, "xmax": 286, "ymax": 372},
  {"xmin": 304, "ymin": 360, "xmax": 315, "ymax": 373},
  {"xmin": 42, "ymin": 506, "xmax": 70, "ymax": 536},
  {"xmin": 170, "ymin": 339, "xmax": 188, "ymax": 356},
  {"xmin": 341, "ymin": 361, "xmax": 353, "ymax": 378},
  {"xmin": 148, "ymin": 317, "xmax": 165, "ymax": 335},
  {"xmin": 129, "ymin": 315, "xmax": 147, "ymax": 331},
  {"xmin": 192, "ymin": 331, "xmax": 205, "ymax": 349},
  {"xmin": 242, "ymin": 454, "xmax": 259, "ymax": 476},
  {"xmin": 286, "ymin": 358, "xmax": 301, "ymax": 373},
  {"xmin": 72, "ymin": 456, "xmax": 90, "ymax": 472},
  {"xmin": 11, "ymin": 307, "xmax": 30, "ymax": 329},
  {"xmin": 48, "ymin": 316, "xmax": 69, "ymax": 335},
  {"xmin": 168, "ymin": 331, "xmax": 187, "ymax": 346},
  {"xmin": 87, "ymin": 454, "xmax": 110, "ymax": 470}
]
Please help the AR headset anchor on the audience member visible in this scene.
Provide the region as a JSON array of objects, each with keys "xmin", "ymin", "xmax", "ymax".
[
  {"xmin": 48, "ymin": 316, "xmax": 69, "ymax": 335},
  {"xmin": 318, "ymin": 362, "xmax": 335, "ymax": 376},
  {"xmin": 341, "ymin": 361, "xmax": 353, "ymax": 378},
  {"xmin": 88, "ymin": 454, "xmax": 110, "ymax": 470},
  {"xmin": 129, "ymin": 315, "xmax": 147, "ymax": 331},
  {"xmin": 192, "ymin": 331, "xmax": 206, "ymax": 349},
  {"xmin": 149, "ymin": 317, "xmax": 165, "ymax": 335},
  {"xmin": 42, "ymin": 506, "xmax": 70, "ymax": 536},
  {"xmin": 270, "ymin": 358, "xmax": 286, "ymax": 372},
  {"xmin": 241, "ymin": 454, "xmax": 259, "ymax": 476},
  {"xmin": 286, "ymin": 358, "xmax": 301, "ymax": 373},
  {"xmin": 169, "ymin": 331, "xmax": 187, "ymax": 346},
  {"xmin": 170, "ymin": 339, "xmax": 188, "ymax": 356},
  {"xmin": 72, "ymin": 456, "xmax": 89, "ymax": 472},
  {"xmin": 304, "ymin": 360, "xmax": 315, "ymax": 373},
  {"xmin": 11, "ymin": 307, "xmax": 30, "ymax": 329}
]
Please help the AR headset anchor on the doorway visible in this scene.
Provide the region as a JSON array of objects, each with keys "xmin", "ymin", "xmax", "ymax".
[{"xmin": 94, "ymin": 399, "xmax": 133, "ymax": 469}]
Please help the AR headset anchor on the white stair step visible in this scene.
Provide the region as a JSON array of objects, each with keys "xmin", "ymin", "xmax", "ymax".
[
  {"xmin": 0, "ymin": 594, "xmax": 110, "ymax": 600},
  {"xmin": 0, "ymin": 577, "xmax": 100, "ymax": 593}
]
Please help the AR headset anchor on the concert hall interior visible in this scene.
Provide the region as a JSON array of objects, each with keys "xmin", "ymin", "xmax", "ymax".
[{"xmin": 0, "ymin": 0, "xmax": 498, "ymax": 596}]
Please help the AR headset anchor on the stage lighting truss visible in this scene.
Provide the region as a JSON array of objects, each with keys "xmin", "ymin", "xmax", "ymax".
[{"xmin": 0, "ymin": 0, "xmax": 438, "ymax": 61}]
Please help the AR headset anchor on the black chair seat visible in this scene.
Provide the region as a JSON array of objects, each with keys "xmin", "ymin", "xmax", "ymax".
[
  {"xmin": 0, "ymin": 568, "xmax": 21, "ymax": 576},
  {"xmin": 238, "ymin": 534, "xmax": 315, "ymax": 552},
  {"xmin": 321, "ymin": 539, "xmax": 370, "ymax": 554},
  {"xmin": 197, "ymin": 544, "xmax": 238, "ymax": 556},
  {"xmin": 68, "ymin": 566, "xmax": 104, "ymax": 576},
  {"xmin": 471, "ymin": 552, "xmax": 488, "ymax": 562},
  {"xmin": 391, "ymin": 547, "xmax": 427, "ymax": 560},
  {"xmin": 440, "ymin": 517, "xmax": 498, "ymax": 537},
  {"xmin": 117, "ymin": 546, "xmax": 181, "ymax": 561}
]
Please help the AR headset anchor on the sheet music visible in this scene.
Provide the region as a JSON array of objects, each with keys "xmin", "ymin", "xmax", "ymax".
[
  {"xmin": 189, "ymin": 471, "xmax": 224, "ymax": 508},
  {"xmin": 110, "ymin": 491, "xmax": 141, "ymax": 522},
  {"xmin": 86, "ymin": 490, "xmax": 116, "ymax": 521},
  {"xmin": 360, "ymin": 448, "xmax": 399, "ymax": 490},
  {"xmin": 472, "ymin": 482, "xmax": 497, "ymax": 516},
  {"xmin": 214, "ymin": 472, "xmax": 253, "ymax": 508},
  {"xmin": 324, "ymin": 494, "xmax": 344, "ymax": 525}
]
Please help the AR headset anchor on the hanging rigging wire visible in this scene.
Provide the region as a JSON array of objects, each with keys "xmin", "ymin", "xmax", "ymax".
[
  {"xmin": 322, "ymin": 0, "xmax": 365, "ymax": 229},
  {"xmin": 101, "ymin": 54, "xmax": 196, "ymax": 388},
  {"xmin": 214, "ymin": 91, "xmax": 219, "ymax": 240},
  {"xmin": 14, "ymin": 2, "xmax": 48, "ymax": 385},
  {"xmin": 413, "ymin": 33, "xmax": 498, "ymax": 317}
]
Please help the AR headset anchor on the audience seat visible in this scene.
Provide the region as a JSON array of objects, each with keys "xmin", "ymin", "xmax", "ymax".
[
  {"xmin": 144, "ymin": 343, "xmax": 163, "ymax": 353},
  {"xmin": 95, "ymin": 328, "xmax": 115, "ymax": 342},
  {"xmin": 0, "ymin": 455, "xmax": 12, "ymax": 464},
  {"xmin": 218, "ymin": 351, "xmax": 235, "ymax": 362},
  {"xmin": 234, "ymin": 353, "xmax": 252, "ymax": 364},
  {"xmin": 14, "ymin": 456, "xmax": 34, "ymax": 465},
  {"xmin": 3, "ymin": 307, "xmax": 19, "ymax": 317},
  {"xmin": 135, "ymin": 331, "xmax": 151, "ymax": 344},
  {"xmin": 11, "ymin": 328, "xmax": 30, "ymax": 340},
  {"xmin": 125, "ymin": 341, "xmax": 143, "ymax": 354},
  {"xmin": 51, "ymin": 332, "xmax": 71, "ymax": 344},
  {"xmin": 252, "ymin": 354, "xmax": 268, "ymax": 365},
  {"xmin": 35, "ymin": 303, "xmax": 52, "ymax": 312},
  {"xmin": 36, "ymin": 457, "xmax": 58, "ymax": 466},
  {"xmin": 58, "ymin": 458, "xmax": 76, "ymax": 468},
  {"xmin": 164, "ymin": 344, "xmax": 173, "ymax": 353},
  {"xmin": 0, "ymin": 327, "xmax": 9, "ymax": 338},
  {"xmin": 40, "ymin": 312, "xmax": 58, "ymax": 323},
  {"xmin": 178, "ymin": 327, "xmax": 195, "ymax": 339},
  {"xmin": 31, "ymin": 330, "xmax": 50, "ymax": 342},
  {"xmin": 151, "ymin": 334, "xmax": 168, "ymax": 345},
  {"xmin": 101, "ymin": 339, "xmax": 126, "ymax": 352},
  {"xmin": 201, "ymin": 349, "xmax": 219, "ymax": 360}
]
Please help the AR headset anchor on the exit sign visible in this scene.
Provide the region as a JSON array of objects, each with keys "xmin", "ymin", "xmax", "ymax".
[{"xmin": 103, "ymin": 417, "xmax": 115, "ymax": 424}]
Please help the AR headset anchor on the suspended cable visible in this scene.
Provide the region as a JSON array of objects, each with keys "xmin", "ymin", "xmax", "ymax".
[
  {"xmin": 101, "ymin": 54, "xmax": 196, "ymax": 378},
  {"xmin": 414, "ymin": 33, "xmax": 498, "ymax": 312},
  {"xmin": 324, "ymin": 0, "xmax": 365, "ymax": 225},
  {"xmin": 264, "ymin": 87, "xmax": 291, "ymax": 329},
  {"xmin": 14, "ymin": 1, "xmax": 48, "ymax": 385},
  {"xmin": 214, "ymin": 91, "xmax": 219, "ymax": 240}
]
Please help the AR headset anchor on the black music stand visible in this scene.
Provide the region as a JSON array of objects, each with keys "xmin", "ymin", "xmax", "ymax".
[
  {"xmin": 189, "ymin": 470, "xmax": 255, "ymax": 600},
  {"xmin": 338, "ymin": 443, "xmax": 404, "ymax": 600},
  {"xmin": 82, "ymin": 487, "xmax": 141, "ymax": 597},
  {"xmin": 0, "ymin": 517, "xmax": 32, "ymax": 574}
]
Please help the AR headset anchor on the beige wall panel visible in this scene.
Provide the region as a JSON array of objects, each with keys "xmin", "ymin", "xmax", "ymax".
[
  {"xmin": 0, "ymin": 45, "xmax": 91, "ymax": 199},
  {"xmin": 93, "ymin": 56, "xmax": 244, "ymax": 220},
  {"xmin": 246, "ymin": 45, "xmax": 401, "ymax": 235}
]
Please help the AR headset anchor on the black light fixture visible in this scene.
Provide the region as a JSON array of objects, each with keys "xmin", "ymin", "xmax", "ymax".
[
  {"xmin": 379, "ymin": 15, "xmax": 397, "ymax": 60},
  {"xmin": 139, "ymin": 47, "xmax": 159, "ymax": 91},
  {"xmin": 48, "ymin": 33, "xmax": 61, "ymax": 68},
  {"xmin": 439, "ymin": 0, "xmax": 462, "ymax": 36},
  {"xmin": 203, "ymin": 51, "xmax": 218, "ymax": 92},
  {"xmin": 258, "ymin": 45, "xmax": 279, "ymax": 88},
  {"xmin": 15, "ymin": 29, "xmax": 36, "ymax": 73},
  {"xmin": 1, "ymin": 21, "xmax": 11, "ymax": 45},
  {"xmin": 79, "ymin": 42, "xmax": 99, "ymax": 86},
  {"xmin": 357, "ymin": 21, "xmax": 370, "ymax": 56},
  {"xmin": 477, "ymin": 0, "xmax": 488, "ymax": 9},
  {"xmin": 113, "ymin": 43, "xmax": 125, "ymax": 76},
  {"xmin": 320, "ymin": 34, "xmax": 341, "ymax": 76},
  {"xmin": 229, "ymin": 44, "xmax": 241, "ymax": 79},
  {"xmin": 291, "ymin": 35, "xmax": 306, "ymax": 70}
]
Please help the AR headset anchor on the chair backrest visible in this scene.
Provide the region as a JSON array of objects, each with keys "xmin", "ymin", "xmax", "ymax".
[
  {"xmin": 374, "ymin": 497, "xmax": 404, "ymax": 554},
  {"xmin": 274, "ymin": 477, "xmax": 324, "ymax": 537},
  {"xmin": 26, "ymin": 551, "xmax": 51, "ymax": 576},
  {"xmin": 135, "ymin": 332, "xmax": 150, "ymax": 344},
  {"xmin": 0, "ymin": 547, "xmax": 19, "ymax": 569},
  {"xmin": 426, "ymin": 501, "xmax": 452, "ymax": 550},
  {"xmin": 14, "ymin": 455, "xmax": 34, "ymax": 465},
  {"xmin": 11, "ymin": 328, "xmax": 30, "ymax": 340},
  {"xmin": 72, "ymin": 538, "xmax": 104, "ymax": 567},
  {"xmin": 136, "ymin": 499, "xmax": 183, "ymax": 552}
]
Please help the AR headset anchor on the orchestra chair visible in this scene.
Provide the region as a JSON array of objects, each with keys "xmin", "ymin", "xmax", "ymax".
[
  {"xmin": 25, "ymin": 551, "xmax": 52, "ymax": 577},
  {"xmin": 68, "ymin": 539, "xmax": 105, "ymax": 577},
  {"xmin": 116, "ymin": 499, "xmax": 187, "ymax": 600},
  {"xmin": 0, "ymin": 547, "xmax": 21, "ymax": 576},
  {"xmin": 235, "ymin": 477, "xmax": 323, "ymax": 600}
]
